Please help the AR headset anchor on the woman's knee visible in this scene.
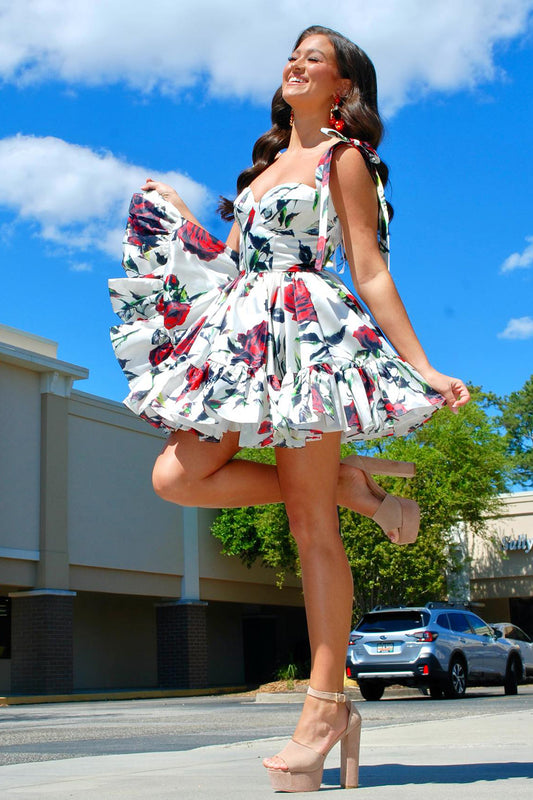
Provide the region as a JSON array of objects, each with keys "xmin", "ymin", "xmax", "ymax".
[
  {"xmin": 284, "ymin": 499, "xmax": 339, "ymax": 550},
  {"xmin": 152, "ymin": 453, "xmax": 195, "ymax": 505}
]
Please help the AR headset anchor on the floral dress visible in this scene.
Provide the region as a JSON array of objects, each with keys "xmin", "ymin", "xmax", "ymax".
[{"xmin": 109, "ymin": 129, "xmax": 444, "ymax": 448}]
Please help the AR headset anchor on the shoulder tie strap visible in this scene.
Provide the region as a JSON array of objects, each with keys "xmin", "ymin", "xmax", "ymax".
[{"xmin": 315, "ymin": 128, "xmax": 390, "ymax": 272}]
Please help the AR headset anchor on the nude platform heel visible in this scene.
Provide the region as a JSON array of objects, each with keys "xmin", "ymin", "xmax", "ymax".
[
  {"xmin": 342, "ymin": 454, "xmax": 419, "ymax": 545},
  {"xmin": 266, "ymin": 687, "xmax": 362, "ymax": 792}
]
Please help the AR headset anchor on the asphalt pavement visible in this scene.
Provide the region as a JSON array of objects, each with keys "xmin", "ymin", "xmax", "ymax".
[{"xmin": 0, "ymin": 696, "xmax": 532, "ymax": 798}]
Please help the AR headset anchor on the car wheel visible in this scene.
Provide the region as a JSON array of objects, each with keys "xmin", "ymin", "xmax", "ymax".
[
  {"xmin": 358, "ymin": 680, "xmax": 385, "ymax": 701},
  {"xmin": 429, "ymin": 684, "xmax": 443, "ymax": 700},
  {"xmin": 443, "ymin": 657, "xmax": 466, "ymax": 699},
  {"xmin": 504, "ymin": 656, "xmax": 520, "ymax": 696}
]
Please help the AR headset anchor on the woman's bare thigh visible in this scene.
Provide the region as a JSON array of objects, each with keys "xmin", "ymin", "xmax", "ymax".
[{"xmin": 154, "ymin": 429, "xmax": 242, "ymax": 482}]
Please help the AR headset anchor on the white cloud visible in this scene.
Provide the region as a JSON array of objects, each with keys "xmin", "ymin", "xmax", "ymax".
[
  {"xmin": 0, "ymin": 135, "xmax": 210, "ymax": 258},
  {"xmin": 500, "ymin": 236, "xmax": 533, "ymax": 273},
  {"xmin": 498, "ymin": 316, "xmax": 533, "ymax": 339},
  {"xmin": 0, "ymin": 1, "xmax": 531, "ymax": 113},
  {"xmin": 69, "ymin": 261, "xmax": 93, "ymax": 272}
]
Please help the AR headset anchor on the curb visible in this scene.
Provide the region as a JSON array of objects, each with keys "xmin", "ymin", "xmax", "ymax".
[{"xmin": 0, "ymin": 685, "xmax": 247, "ymax": 706}]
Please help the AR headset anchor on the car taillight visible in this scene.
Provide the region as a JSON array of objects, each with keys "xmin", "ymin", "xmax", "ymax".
[
  {"xmin": 408, "ymin": 631, "xmax": 438, "ymax": 642},
  {"xmin": 346, "ymin": 667, "xmax": 352, "ymax": 677},
  {"xmin": 349, "ymin": 635, "xmax": 363, "ymax": 645}
]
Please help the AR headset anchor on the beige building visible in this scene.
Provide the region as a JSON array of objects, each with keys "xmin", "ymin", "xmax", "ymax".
[
  {"xmin": 0, "ymin": 324, "xmax": 305, "ymax": 695},
  {"xmin": 1, "ymin": 323, "xmax": 531, "ymax": 694},
  {"xmin": 469, "ymin": 491, "xmax": 533, "ymax": 634}
]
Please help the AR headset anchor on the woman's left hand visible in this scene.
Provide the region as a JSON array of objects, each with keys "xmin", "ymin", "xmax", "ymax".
[{"xmin": 417, "ymin": 367, "xmax": 471, "ymax": 412}]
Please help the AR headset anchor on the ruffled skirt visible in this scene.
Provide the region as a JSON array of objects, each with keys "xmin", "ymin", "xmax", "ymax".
[{"xmin": 109, "ymin": 191, "xmax": 444, "ymax": 448}]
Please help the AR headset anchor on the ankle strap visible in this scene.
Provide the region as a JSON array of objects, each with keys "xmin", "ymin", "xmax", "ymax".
[{"xmin": 307, "ymin": 686, "xmax": 346, "ymax": 703}]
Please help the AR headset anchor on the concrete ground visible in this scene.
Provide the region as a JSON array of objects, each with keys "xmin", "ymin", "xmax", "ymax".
[{"xmin": 0, "ymin": 703, "xmax": 531, "ymax": 798}]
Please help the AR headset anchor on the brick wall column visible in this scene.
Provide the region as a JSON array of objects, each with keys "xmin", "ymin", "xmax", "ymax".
[
  {"xmin": 9, "ymin": 589, "xmax": 76, "ymax": 694},
  {"xmin": 156, "ymin": 600, "xmax": 208, "ymax": 689}
]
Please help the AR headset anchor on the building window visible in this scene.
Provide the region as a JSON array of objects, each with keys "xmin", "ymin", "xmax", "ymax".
[{"xmin": 0, "ymin": 597, "xmax": 11, "ymax": 658}]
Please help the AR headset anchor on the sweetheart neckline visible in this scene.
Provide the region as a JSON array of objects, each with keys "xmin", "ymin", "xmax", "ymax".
[
  {"xmin": 235, "ymin": 182, "xmax": 317, "ymax": 208},
  {"xmin": 235, "ymin": 136, "xmax": 343, "ymax": 208}
]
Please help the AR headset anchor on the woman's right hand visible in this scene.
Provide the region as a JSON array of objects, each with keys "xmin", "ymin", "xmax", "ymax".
[
  {"xmin": 142, "ymin": 178, "xmax": 204, "ymax": 227},
  {"xmin": 416, "ymin": 366, "xmax": 471, "ymax": 413},
  {"xmin": 142, "ymin": 178, "xmax": 183, "ymax": 210}
]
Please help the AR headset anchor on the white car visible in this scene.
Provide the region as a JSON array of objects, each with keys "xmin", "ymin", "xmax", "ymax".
[{"xmin": 492, "ymin": 624, "xmax": 533, "ymax": 679}]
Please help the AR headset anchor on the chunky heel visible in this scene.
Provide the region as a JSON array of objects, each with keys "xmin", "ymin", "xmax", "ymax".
[
  {"xmin": 340, "ymin": 702, "xmax": 362, "ymax": 788},
  {"xmin": 342, "ymin": 453, "xmax": 416, "ymax": 478},
  {"xmin": 264, "ymin": 687, "xmax": 362, "ymax": 792}
]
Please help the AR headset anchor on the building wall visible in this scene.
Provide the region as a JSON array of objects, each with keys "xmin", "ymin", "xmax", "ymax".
[
  {"xmin": 67, "ymin": 393, "xmax": 185, "ymax": 593},
  {"xmin": 0, "ymin": 329, "xmax": 306, "ymax": 693},
  {"xmin": 73, "ymin": 591, "xmax": 158, "ymax": 689},
  {"xmin": 0, "ymin": 362, "xmax": 41, "ymax": 562},
  {"xmin": 470, "ymin": 492, "xmax": 533, "ymax": 603}
]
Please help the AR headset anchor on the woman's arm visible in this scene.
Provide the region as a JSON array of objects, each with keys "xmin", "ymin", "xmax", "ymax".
[
  {"xmin": 142, "ymin": 178, "xmax": 241, "ymax": 249},
  {"xmin": 330, "ymin": 146, "xmax": 470, "ymax": 411},
  {"xmin": 142, "ymin": 178, "xmax": 204, "ymax": 228},
  {"xmin": 225, "ymin": 221, "xmax": 240, "ymax": 251}
]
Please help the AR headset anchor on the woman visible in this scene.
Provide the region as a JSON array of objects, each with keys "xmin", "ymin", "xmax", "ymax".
[{"xmin": 110, "ymin": 25, "xmax": 469, "ymax": 791}]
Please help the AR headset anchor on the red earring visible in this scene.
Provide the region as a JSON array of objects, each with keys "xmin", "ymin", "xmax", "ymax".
[{"xmin": 329, "ymin": 94, "xmax": 345, "ymax": 132}]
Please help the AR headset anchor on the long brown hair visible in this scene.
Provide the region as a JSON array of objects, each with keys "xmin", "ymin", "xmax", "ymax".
[{"xmin": 218, "ymin": 25, "xmax": 391, "ymax": 221}]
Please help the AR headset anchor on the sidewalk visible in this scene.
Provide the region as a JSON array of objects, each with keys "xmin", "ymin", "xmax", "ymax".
[{"xmin": 0, "ymin": 707, "xmax": 531, "ymax": 798}]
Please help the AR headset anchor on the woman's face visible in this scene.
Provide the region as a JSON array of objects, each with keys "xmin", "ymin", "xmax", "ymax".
[{"xmin": 282, "ymin": 34, "xmax": 350, "ymax": 114}]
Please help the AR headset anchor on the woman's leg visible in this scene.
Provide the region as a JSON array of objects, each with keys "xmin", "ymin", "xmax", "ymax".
[
  {"xmin": 152, "ymin": 429, "xmax": 381, "ymax": 517},
  {"xmin": 152, "ymin": 429, "xmax": 280, "ymax": 508},
  {"xmin": 264, "ymin": 433, "xmax": 354, "ymax": 768}
]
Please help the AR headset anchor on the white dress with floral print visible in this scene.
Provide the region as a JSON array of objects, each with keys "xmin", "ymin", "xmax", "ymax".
[{"xmin": 109, "ymin": 131, "xmax": 444, "ymax": 448}]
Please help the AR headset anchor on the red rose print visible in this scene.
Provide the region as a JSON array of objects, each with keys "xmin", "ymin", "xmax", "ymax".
[
  {"xmin": 177, "ymin": 222, "xmax": 226, "ymax": 262},
  {"xmin": 163, "ymin": 301, "xmax": 191, "ymax": 330},
  {"xmin": 127, "ymin": 194, "xmax": 169, "ymax": 249},
  {"xmin": 173, "ymin": 316, "xmax": 207, "ymax": 357},
  {"xmin": 284, "ymin": 283, "xmax": 296, "ymax": 317},
  {"xmin": 184, "ymin": 364, "xmax": 209, "ymax": 391},
  {"xmin": 229, "ymin": 320, "xmax": 268, "ymax": 370},
  {"xmin": 244, "ymin": 207, "xmax": 256, "ymax": 235},
  {"xmin": 353, "ymin": 325, "xmax": 382, "ymax": 355},
  {"xmin": 284, "ymin": 279, "xmax": 317, "ymax": 323},
  {"xmin": 393, "ymin": 402, "xmax": 407, "ymax": 415},
  {"xmin": 315, "ymin": 235, "xmax": 327, "ymax": 269},
  {"xmin": 149, "ymin": 341, "xmax": 173, "ymax": 367},
  {"xmin": 293, "ymin": 279, "xmax": 318, "ymax": 323},
  {"xmin": 257, "ymin": 419, "xmax": 274, "ymax": 446},
  {"xmin": 344, "ymin": 403, "xmax": 361, "ymax": 430},
  {"xmin": 311, "ymin": 385, "xmax": 325, "ymax": 413},
  {"xmin": 357, "ymin": 367, "xmax": 376, "ymax": 403}
]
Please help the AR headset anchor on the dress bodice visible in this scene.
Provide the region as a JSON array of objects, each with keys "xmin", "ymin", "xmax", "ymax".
[
  {"xmin": 233, "ymin": 129, "xmax": 389, "ymax": 275},
  {"xmin": 234, "ymin": 168, "xmax": 341, "ymax": 274}
]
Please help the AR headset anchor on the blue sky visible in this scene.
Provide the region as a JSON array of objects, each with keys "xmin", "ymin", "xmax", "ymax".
[{"xmin": 0, "ymin": 0, "xmax": 532, "ymax": 402}]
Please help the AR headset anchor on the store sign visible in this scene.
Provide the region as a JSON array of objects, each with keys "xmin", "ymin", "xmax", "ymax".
[{"xmin": 501, "ymin": 534, "xmax": 533, "ymax": 554}]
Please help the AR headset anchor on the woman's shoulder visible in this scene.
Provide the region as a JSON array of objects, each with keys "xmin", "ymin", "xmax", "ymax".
[{"xmin": 330, "ymin": 140, "xmax": 374, "ymax": 186}]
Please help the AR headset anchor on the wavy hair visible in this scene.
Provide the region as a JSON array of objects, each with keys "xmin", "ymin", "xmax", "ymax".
[{"xmin": 218, "ymin": 25, "xmax": 391, "ymax": 221}]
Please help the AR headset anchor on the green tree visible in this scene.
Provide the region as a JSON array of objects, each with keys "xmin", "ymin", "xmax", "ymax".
[
  {"xmin": 497, "ymin": 374, "xmax": 533, "ymax": 488},
  {"xmin": 343, "ymin": 390, "xmax": 508, "ymax": 616},
  {"xmin": 210, "ymin": 447, "xmax": 299, "ymax": 586},
  {"xmin": 211, "ymin": 390, "xmax": 509, "ymax": 613}
]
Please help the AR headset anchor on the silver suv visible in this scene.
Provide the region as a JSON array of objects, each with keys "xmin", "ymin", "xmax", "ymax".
[{"xmin": 346, "ymin": 603, "xmax": 524, "ymax": 700}]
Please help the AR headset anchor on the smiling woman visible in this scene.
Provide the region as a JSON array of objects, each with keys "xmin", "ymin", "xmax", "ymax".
[{"xmin": 109, "ymin": 23, "xmax": 470, "ymax": 793}]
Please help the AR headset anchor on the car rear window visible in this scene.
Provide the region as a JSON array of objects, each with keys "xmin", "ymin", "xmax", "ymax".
[{"xmin": 356, "ymin": 611, "xmax": 430, "ymax": 632}]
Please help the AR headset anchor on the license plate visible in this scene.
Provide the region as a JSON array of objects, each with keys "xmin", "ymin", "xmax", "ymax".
[{"xmin": 377, "ymin": 643, "xmax": 394, "ymax": 653}]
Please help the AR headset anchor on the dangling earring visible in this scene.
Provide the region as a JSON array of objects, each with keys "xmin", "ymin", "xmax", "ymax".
[
  {"xmin": 289, "ymin": 109, "xmax": 294, "ymax": 127},
  {"xmin": 329, "ymin": 94, "xmax": 345, "ymax": 132}
]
